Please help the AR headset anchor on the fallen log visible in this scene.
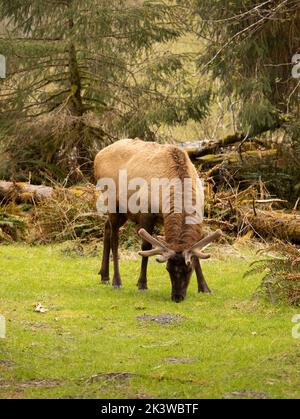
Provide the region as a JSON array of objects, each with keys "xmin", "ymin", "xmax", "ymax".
[
  {"xmin": 0, "ymin": 181, "xmax": 53, "ymax": 203},
  {"xmin": 242, "ymin": 209, "xmax": 300, "ymax": 244},
  {"xmin": 186, "ymin": 133, "xmax": 246, "ymax": 159},
  {"xmin": 209, "ymin": 206, "xmax": 300, "ymax": 244},
  {"xmin": 184, "ymin": 126, "xmax": 284, "ymax": 160},
  {"xmin": 197, "ymin": 149, "xmax": 278, "ymax": 168},
  {"xmin": 0, "ymin": 181, "xmax": 98, "ymax": 204},
  {"xmin": 205, "ymin": 185, "xmax": 300, "ymax": 244}
]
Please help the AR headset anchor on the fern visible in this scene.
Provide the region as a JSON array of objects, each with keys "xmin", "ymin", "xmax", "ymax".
[{"xmin": 245, "ymin": 242, "xmax": 300, "ymax": 306}]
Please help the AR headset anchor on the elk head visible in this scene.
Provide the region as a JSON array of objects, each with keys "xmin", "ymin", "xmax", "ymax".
[{"xmin": 138, "ymin": 228, "xmax": 222, "ymax": 302}]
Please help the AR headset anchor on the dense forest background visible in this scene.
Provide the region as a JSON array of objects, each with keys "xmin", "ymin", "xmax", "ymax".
[{"xmin": 0, "ymin": 0, "xmax": 299, "ymax": 221}]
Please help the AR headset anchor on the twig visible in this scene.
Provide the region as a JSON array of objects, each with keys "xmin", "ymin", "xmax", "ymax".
[
  {"xmin": 252, "ymin": 198, "xmax": 257, "ymax": 217},
  {"xmin": 293, "ymin": 198, "xmax": 300, "ymax": 213},
  {"xmin": 255, "ymin": 199, "xmax": 287, "ymax": 204}
]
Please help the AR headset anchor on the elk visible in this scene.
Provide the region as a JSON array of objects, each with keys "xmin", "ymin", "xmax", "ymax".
[{"xmin": 94, "ymin": 138, "xmax": 222, "ymax": 302}]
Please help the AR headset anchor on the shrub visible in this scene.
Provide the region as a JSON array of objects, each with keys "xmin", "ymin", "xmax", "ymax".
[
  {"xmin": 0, "ymin": 206, "xmax": 27, "ymax": 242},
  {"xmin": 245, "ymin": 242, "xmax": 300, "ymax": 306}
]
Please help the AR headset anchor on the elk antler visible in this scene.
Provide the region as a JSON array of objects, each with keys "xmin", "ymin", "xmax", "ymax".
[
  {"xmin": 138, "ymin": 229, "xmax": 175, "ymax": 263},
  {"xmin": 156, "ymin": 235, "xmax": 168, "ymax": 247},
  {"xmin": 138, "ymin": 228, "xmax": 222, "ymax": 265},
  {"xmin": 184, "ymin": 229, "xmax": 223, "ymax": 265}
]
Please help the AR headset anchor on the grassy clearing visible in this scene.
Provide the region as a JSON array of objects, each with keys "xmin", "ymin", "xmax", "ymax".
[{"xmin": 0, "ymin": 243, "xmax": 300, "ymax": 399}]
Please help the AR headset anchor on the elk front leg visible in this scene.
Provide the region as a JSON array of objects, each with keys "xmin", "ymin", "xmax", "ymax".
[
  {"xmin": 137, "ymin": 239, "xmax": 152, "ymax": 290},
  {"xmin": 137, "ymin": 216, "xmax": 156, "ymax": 291},
  {"xmin": 110, "ymin": 215, "xmax": 126, "ymax": 289},
  {"xmin": 194, "ymin": 258, "xmax": 211, "ymax": 294},
  {"xmin": 99, "ymin": 218, "xmax": 111, "ymax": 284}
]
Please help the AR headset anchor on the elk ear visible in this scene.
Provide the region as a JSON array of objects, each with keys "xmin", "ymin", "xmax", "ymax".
[
  {"xmin": 184, "ymin": 250, "xmax": 210, "ymax": 266},
  {"xmin": 156, "ymin": 254, "xmax": 170, "ymax": 263},
  {"xmin": 184, "ymin": 251, "xmax": 192, "ymax": 266}
]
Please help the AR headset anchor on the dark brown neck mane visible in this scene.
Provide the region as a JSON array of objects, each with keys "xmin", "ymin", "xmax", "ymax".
[{"xmin": 163, "ymin": 147, "xmax": 203, "ymax": 252}]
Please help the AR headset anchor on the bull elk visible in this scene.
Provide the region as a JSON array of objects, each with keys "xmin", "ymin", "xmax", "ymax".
[{"xmin": 94, "ymin": 138, "xmax": 222, "ymax": 302}]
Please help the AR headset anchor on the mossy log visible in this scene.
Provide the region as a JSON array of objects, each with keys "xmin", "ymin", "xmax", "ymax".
[
  {"xmin": 197, "ymin": 149, "xmax": 278, "ymax": 168},
  {"xmin": 0, "ymin": 181, "xmax": 98, "ymax": 204},
  {"xmin": 0, "ymin": 181, "xmax": 54, "ymax": 203},
  {"xmin": 242, "ymin": 208, "xmax": 300, "ymax": 244},
  {"xmin": 185, "ymin": 133, "xmax": 266, "ymax": 159}
]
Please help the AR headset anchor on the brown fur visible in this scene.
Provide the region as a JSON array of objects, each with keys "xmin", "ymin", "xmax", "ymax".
[
  {"xmin": 163, "ymin": 147, "xmax": 203, "ymax": 252},
  {"xmin": 94, "ymin": 138, "xmax": 204, "ymax": 251},
  {"xmin": 94, "ymin": 138, "xmax": 210, "ymax": 300}
]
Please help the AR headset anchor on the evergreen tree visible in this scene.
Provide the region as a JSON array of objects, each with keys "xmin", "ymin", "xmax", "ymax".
[
  {"xmin": 0, "ymin": 0, "xmax": 209, "ymax": 181},
  {"xmin": 190, "ymin": 0, "xmax": 300, "ymax": 136}
]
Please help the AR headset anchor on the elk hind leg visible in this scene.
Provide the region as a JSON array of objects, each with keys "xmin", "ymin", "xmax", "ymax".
[{"xmin": 99, "ymin": 218, "xmax": 111, "ymax": 285}]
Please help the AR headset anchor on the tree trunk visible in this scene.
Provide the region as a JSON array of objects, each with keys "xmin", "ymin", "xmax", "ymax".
[
  {"xmin": 66, "ymin": 17, "xmax": 91, "ymax": 175},
  {"xmin": 68, "ymin": 19, "xmax": 84, "ymax": 118}
]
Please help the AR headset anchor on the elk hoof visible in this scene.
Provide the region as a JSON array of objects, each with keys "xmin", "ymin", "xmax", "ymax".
[
  {"xmin": 112, "ymin": 284, "xmax": 122, "ymax": 289},
  {"xmin": 137, "ymin": 279, "xmax": 148, "ymax": 291},
  {"xmin": 199, "ymin": 288, "xmax": 211, "ymax": 294},
  {"xmin": 101, "ymin": 279, "xmax": 110, "ymax": 286}
]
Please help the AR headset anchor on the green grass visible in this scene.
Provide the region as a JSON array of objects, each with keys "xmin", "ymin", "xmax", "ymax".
[{"xmin": 0, "ymin": 243, "xmax": 300, "ymax": 399}]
